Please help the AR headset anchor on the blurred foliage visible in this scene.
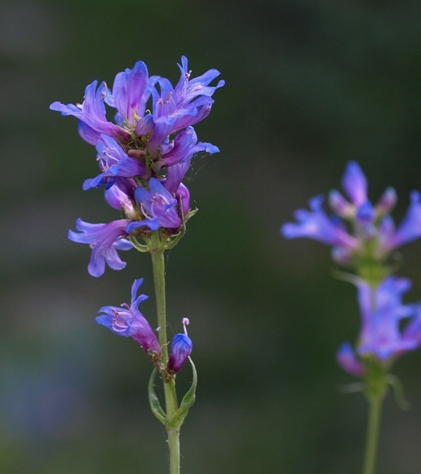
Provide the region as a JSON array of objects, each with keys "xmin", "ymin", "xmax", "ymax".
[{"xmin": 1, "ymin": 0, "xmax": 421, "ymax": 472}]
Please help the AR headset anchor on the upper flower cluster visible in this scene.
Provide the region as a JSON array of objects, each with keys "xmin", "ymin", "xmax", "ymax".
[
  {"xmin": 337, "ymin": 276, "xmax": 421, "ymax": 377},
  {"xmin": 51, "ymin": 57, "xmax": 224, "ymax": 276},
  {"xmin": 281, "ymin": 161, "xmax": 421, "ymax": 275}
]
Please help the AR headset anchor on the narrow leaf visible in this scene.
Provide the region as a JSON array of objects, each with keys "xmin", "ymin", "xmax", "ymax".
[
  {"xmin": 148, "ymin": 368, "xmax": 168, "ymax": 425},
  {"xmin": 168, "ymin": 357, "xmax": 197, "ymax": 429}
]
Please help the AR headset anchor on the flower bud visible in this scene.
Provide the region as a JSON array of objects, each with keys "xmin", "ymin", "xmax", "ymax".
[{"xmin": 167, "ymin": 333, "xmax": 193, "ymax": 373}]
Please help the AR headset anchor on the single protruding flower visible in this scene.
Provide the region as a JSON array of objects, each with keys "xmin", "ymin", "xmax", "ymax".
[
  {"xmin": 68, "ymin": 219, "xmax": 132, "ymax": 277},
  {"xmin": 375, "ymin": 187, "xmax": 397, "ymax": 216},
  {"xmin": 50, "ymin": 80, "xmax": 130, "ymax": 146},
  {"xmin": 167, "ymin": 318, "xmax": 193, "ymax": 373},
  {"xmin": 96, "ymin": 278, "xmax": 161, "ymax": 358},
  {"xmin": 281, "ymin": 195, "xmax": 360, "ymax": 250},
  {"xmin": 159, "ymin": 126, "xmax": 219, "ymax": 167},
  {"xmin": 341, "ymin": 161, "xmax": 368, "ymax": 208}
]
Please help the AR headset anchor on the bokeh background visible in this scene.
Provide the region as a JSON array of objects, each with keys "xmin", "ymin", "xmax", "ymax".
[{"xmin": 1, "ymin": 0, "xmax": 421, "ymax": 472}]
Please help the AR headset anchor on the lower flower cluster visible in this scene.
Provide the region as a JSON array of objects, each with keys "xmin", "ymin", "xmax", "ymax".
[
  {"xmin": 96, "ymin": 278, "xmax": 192, "ymax": 377},
  {"xmin": 336, "ymin": 276, "xmax": 421, "ymax": 377}
]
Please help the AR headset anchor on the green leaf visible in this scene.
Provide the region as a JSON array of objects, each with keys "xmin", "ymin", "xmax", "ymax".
[
  {"xmin": 168, "ymin": 357, "xmax": 197, "ymax": 429},
  {"xmin": 387, "ymin": 374, "xmax": 411, "ymax": 411},
  {"xmin": 148, "ymin": 368, "xmax": 168, "ymax": 425},
  {"xmin": 338, "ymin": 382, "xmax": 365, "ymax": 394}
]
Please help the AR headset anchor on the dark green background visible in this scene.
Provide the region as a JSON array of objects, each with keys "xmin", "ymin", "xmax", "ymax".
[{"xmin": 1, "ymin": 0, "xmax": 421, "ymax": 472}]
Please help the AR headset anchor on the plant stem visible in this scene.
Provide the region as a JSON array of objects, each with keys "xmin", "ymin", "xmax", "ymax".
[
  {"xmin": 150, "ymin": 232, "xmax": 180, "ymax": 474},
  {"xmin": 362, "ymin": 394, "xmax": 383, "ymax": 474}
]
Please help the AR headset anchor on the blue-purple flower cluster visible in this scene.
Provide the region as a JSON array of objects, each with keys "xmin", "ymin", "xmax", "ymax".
[
  {"xmin": 51, "ymin": 57, "xmax": 224, "ymax": 277},
  {"xmin": 336, "ymin": 277, "xmax": 421, "ymax": 376},
  {"xmin": 52, "ymin": 58, "xmax": 220, "ymax": 374},
  {"xmin": 281, "ymin": 161, "xmax": 421, "ymax": 267},
  {"xmin": 96, "ymin": 279, "xmax": 192, "ymax": 373},
  {"xmin": 281, "ymin": 161, "xmax": 421, "ymax": 378}
]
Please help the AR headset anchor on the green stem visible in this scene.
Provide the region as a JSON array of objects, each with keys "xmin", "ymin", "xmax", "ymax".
[
  {"xmin": 362, "ymin": 394, "xmax": 383, "ymax": 474},
  {"xmin": 360, "ymin": 282, "xmax": 386, "ymax": 474},
  {"xmin": 150, "ymin": 232, "xmax": 180, "ymax": 474}
]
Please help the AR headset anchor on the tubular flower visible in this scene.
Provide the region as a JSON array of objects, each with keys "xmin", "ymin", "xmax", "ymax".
[
  {"xmin": 282, "ymin": 195, "xmax": 360, "ymax": 251},
  {"xmin": 127, "ymin": 178, "xmax": 182, "ymax": 232},
  {"xmin": 68, "ymin": 218, "xmax": 132, "ymax": 277},
  {"xmin": 50, "ymin": 80, "xmax": 130, "ymax": 146},
  {"xmin": 377, "ymin": 191, "xmax": 421, "ymax": 255},
  {"xmin": 83, "ymin": 135, "xmax": 147, "ymax": 190},
  {"xmin": 96, "ymin": 279, "xmax": 161, "ymax": 358},
  {"xmin": 160, "ymin": 126, "xmax": 219, "ymax": 167}
]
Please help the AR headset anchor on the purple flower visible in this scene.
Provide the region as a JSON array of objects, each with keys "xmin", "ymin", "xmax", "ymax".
[
  {"xmin": 160, "ymin": 126, "xmax": 219, "ymax": 167},
  {"xmin": 341, "ymin": 161, "xmax": 368, "ymax": 208},
  {"xmin": 68, "ymin": 218, "xmax": 132, "ymax": 277},
  {"xmin": 104, "ymin": 60, "xmax": 156, "ymax": 127},
  {"xmin": 83, "ymin": 135, "xmax": 147, "ymax": 190},
  {"xmin": 127, "ymin": 178, "xmax": 182, "ymax": 232},
  {"xmin": 50, "ymin": 80, "xmax": 130, "ymax": 146},
  {"xmin": 378, "ymin": 191, "xmax": 421, "ymax": 254},
  {"xmin": 356, "ymin": 277, "xmax": 415, "ymax": 360},
  {"xmin": 336, "ymin": 342, "xmax": 365, "ymax": 377},
  {"xmin": 142, "ymin": 57, "xmax": 224, "ymax": 156},
  {"xmin": 281, "ymin": 195, "xmax": 360, "ymax": 250},
  {"xmin": 174, "ymin": 56, "xmax": 225, "ymax": 107},
  {"xmin": 401, "ymin": 304, "xmax": 421, "ymax": 350},
  {"xmin": 51, "ymin": 58, "xmax": 223, "ymax": 160},
  {"xmin": 167, "ymin": 318, "xmax": 193, "ymax": 372},
  {"xmin": 96, "ymin": 279, "xmax": 161, "ymax": 357},
  {"xmin": 337, "ymin": 276, "xmax": 421, "ymax": 376},
  {"xmin": 175, "ymin": 182, "xmax": 191, "ymax": 219}
]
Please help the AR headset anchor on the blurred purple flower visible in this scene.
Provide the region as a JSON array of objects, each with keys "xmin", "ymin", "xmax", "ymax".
[
  {"xmin": 378, "ymin": 191, "xmax": 421, "ymax": 254},
  {"xmin": 96, "ymin": 279, "xmax": 161, "ymax": 357},
  {"xmin": 337, "ymin": 276, "xmax": 421, "ymax": 376},
  {"xmin": 281, "ymin": 195, "xmax": 360, "ymax": 250},
  {"xmin": 281, "ymin": 161, "xmax": 421, "ymax": 264},
  {"xmin": 336, "ymin": 342, "xmax": 365, "ymax": 377}
]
